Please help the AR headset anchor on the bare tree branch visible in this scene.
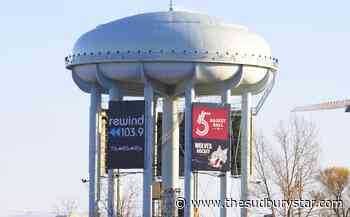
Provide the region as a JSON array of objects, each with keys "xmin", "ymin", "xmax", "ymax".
[
  {"xmin": 253, "ymin": 116, "xmax": 321, "ymax": 217},
  {"xmin": 52, "ymin": 199, "xmax": 78, "ymax": 217}
]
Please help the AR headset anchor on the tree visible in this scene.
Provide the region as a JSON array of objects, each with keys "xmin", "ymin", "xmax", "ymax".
[
  {"xmin": 99, "ymin": 176, "xmax": 140, "ymax": 217},
  {"xmin": 252, "ymin": 116, "xmax": 321, "ymax": 217},
  {"xmin": 118, "ymin": 177, "xmax": 140, "ymax": 217},
  {"xmin": 317, "ymin": 167, "xmax": 350, "ymax": 217},
  {"xmin": 53, "ymin": 199, "xmax": 78, "ymax": 217}
]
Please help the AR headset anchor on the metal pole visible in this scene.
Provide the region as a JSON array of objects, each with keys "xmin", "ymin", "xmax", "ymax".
[
  {"xmin": 108, "ymin": 87, "xmax": 122, "ymax": 217},
  {"xmin": 220, "ymin": 89, "xmax": 231, "ymax": 217},
  {"xmin": 144, "ymin": 81, "xmax": 154, "ymax": 217},
  {"xmin": 89, "ymin": 85, "xmax": 101, "ymax": 217},
  {"xmin": 162, "ymin": 96, "xmax": 180, "ymax": 217},
  {"xmin": 241, "ymin": 92, "xmax": 251, "ymax": 217},
  {"xmin": 184, "ymin": 82, "xmax": 195, "ymax": 217}
]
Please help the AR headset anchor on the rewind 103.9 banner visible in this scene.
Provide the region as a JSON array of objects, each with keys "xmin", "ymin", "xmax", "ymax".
[
  {"xmin": 107, "ymin": 101, "xmax": 145, "ymax": 169},
  {"xmin": 192, "ymin": 103, "xmax": 231, "ymax": 172}
]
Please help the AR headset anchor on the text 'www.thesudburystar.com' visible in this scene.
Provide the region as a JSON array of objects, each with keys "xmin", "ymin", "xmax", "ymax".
[{"xmin": 175, "ymin": 197, "xmax": 343, "ymax": 209}]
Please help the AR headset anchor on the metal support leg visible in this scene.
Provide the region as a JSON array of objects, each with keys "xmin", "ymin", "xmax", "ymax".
[
  {"xmin": 89, "ymin": 85, "xmax": 101, "ymax": 217},
  {"xmin": 162, "ymin": 97, "xmax": 180, "ymax": 217},
  {"xmin": 185, "ymin": 82, "xmax": 195, "ymax": 217},
  {"xmin": 108, "ymin": 87, "xmax": 122, "ymax": 217},
  {"xmin": 143, "ymin": 81, "xmax": 154, "ymax": 217},
  {"xmin": 220, "ymin": 89, "xmax": 231, "ymax": 217},
  {"xmin": 241, "ymin": 92, "xmax": 251, "ymax": 217}
]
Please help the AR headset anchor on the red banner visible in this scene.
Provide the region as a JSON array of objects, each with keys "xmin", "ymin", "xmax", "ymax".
[{"xmin": 192, "ymin": 105, "xmax": 229, "ymax": 141}]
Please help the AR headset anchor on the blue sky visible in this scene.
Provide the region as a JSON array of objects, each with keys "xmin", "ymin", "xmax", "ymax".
[{"xmin": 1, "ymin": 0, "xmax": 349, "ymax": 216}]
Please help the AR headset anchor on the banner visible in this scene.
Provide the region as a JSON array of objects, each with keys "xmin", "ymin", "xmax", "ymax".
[
  {"xmin": 107, "ymin": 101, "xmax": 145, "ymax": 169},
  {"xmin": 192, "ymin": 103, "xmax": 231, "ymax": 171},
  {"xmin": 231, "ymin": 111, "xmax": 241, "ymax": 176},
  {"xmin": 230, "ymin": 110, "xmax": 253, "ymax": 176}
]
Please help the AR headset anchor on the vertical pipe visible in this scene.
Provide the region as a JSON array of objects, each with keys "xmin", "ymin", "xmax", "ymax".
[
  {"xmin": 241, "ymin": 92, "xmax": 251, "ymax": 217},
  {"xmin": 153, "ymin": 97, "xmax": 158, "ymax": 178},
  {"xmin": 108, "ymin": 87, "xmax": 122, "ymax": 217},
  {"xmin": 144, "ymin": 81, "xmax": 154, "ymax": 217},
  {"xmin": 184, "ymin": 82, "xmax": 195, "ymax": 217},
  {"xmin": 250, "ymin": 111, "xmax": 253, "ymax": 176},
  {"xmin": 162, "ymin": 97, "xmax": 179, "ymax": 217},
  {"xmin": 89, "ymin": 85, "xmax": 101, "ymax": 217},
  {"xmin": 152, "ymin": 97, "xmax": 158, "ymax": 217},
  {"xmin": 220, "ymin": 89, "xmax": 231, "ymax": 217},
  {"xmin": 116, "ymin": 173, "xmax": 121, "ymax": 217},
  {"xmin": 152, "ymin": 200, "xmax": 156, "ymax": 217},
  {"xmin": 194, "ymin": 172, "xmax": 198, "ymax": 200}
]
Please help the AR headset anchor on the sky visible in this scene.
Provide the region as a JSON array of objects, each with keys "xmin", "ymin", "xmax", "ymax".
[{"xmin": 0, "ymin": 0, "xmax": 349, "ymax": 216}]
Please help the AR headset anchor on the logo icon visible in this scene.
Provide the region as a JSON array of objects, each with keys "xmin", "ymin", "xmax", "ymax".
[
  {"xmin": 110, "ymin": 128, "xmax": 121, "ymax": 137},
  {"xmin": 195, "ymin": 111, "xmax": 211, "ymax": 136}
]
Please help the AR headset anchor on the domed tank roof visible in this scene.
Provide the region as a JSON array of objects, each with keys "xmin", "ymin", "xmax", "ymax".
[{"xmin": 65, "ymin": 11, "xmax": 278, "ymax": 70}]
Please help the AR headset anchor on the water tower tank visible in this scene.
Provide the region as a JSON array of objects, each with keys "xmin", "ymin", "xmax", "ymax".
[{"xmin": 65, "ymin": 11, "xmax": 278, "ymax": 95}]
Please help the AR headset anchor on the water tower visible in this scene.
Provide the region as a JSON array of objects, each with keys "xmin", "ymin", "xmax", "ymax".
[{"xmin": 65, "ymin": 10, "xmax": 278, "ymax": 217}]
